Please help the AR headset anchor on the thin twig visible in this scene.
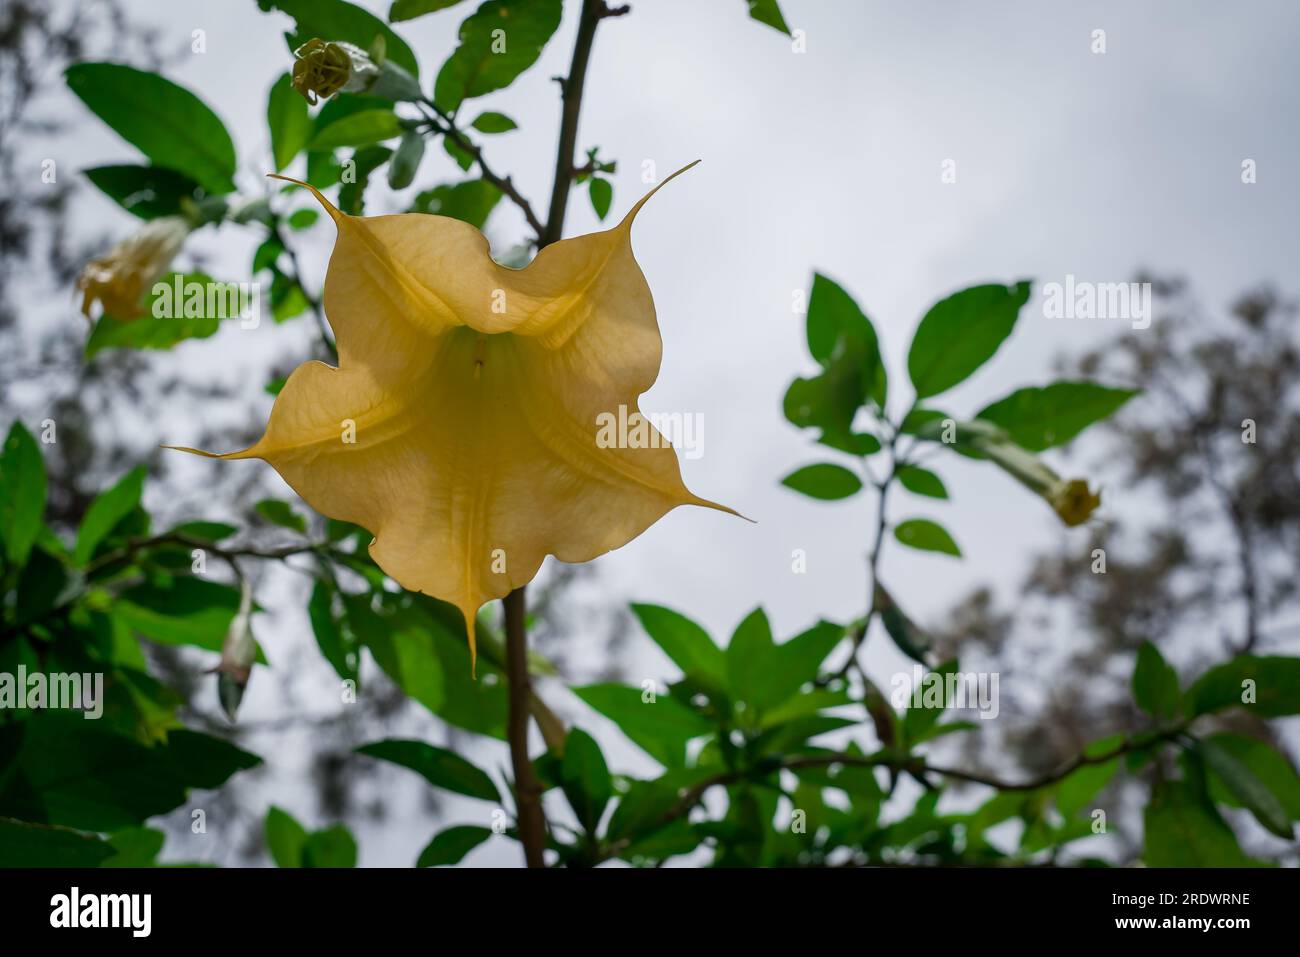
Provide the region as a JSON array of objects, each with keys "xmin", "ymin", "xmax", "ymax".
[{"xmin": 504, "ymin": 587, "xmax": 547, "ymax": 867}]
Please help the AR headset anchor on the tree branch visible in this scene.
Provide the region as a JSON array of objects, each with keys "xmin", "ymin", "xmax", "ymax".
[{"xmin": 504, "ymin": 587, "xmax": 547, "ymax": 867}]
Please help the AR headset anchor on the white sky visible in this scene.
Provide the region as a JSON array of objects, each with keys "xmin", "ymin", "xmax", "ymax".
[{"xmin": 25, "ymin": 0, "xmax": 1300, "ymax": 864}]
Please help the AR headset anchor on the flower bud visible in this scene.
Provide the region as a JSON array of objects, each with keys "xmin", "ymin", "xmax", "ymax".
[
  {"xmin": 76, "ymin": 214, "xmax": 191, "ymax": 321},
  {"xmin": 291, "ymin": 38, "xmax": 420, "ymax": 105}
]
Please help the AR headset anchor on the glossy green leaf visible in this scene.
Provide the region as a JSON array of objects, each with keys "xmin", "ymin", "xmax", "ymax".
[
  {"xmin": 1203, "ymin": 733, "xmax": 1300, "ymax": 821},
  {"xmin": 1184, "ymin": 655, "xmax": 1300, "ymax": 718},
  {"xmin": 302, "ymin": 824, "xmax": 357, "ymax": 867},
  {"xmin": 267, "ymin": 72, "xmax": 312, "ymax": 172},
  {"xmin": 309, "ymin": 109, "xmax": 402, "ymax": 150},
  {"xmin": 895, "ymin": 464, "xmax": 948, "ymax": 499},
  {"xmin": 781, "ymin": 463, "xmax": 862, "ymax": 501},
  {"xmin": 65, "ymin": 63, "xmax": 236, "ymax": 194},
  {"xmin": 83, "ymin": 164, "xmax": 204, "ymax": 220},
  {"xmin": 0, "ymin": 818, "xmax": 113, "ymax": 867},
  {"xmin": 410, "ymin": 179, "xmax": 502, "ymax": 228},
  {"xmin": 907, "ymin": 281, "xmax": 1031, "ymax": 399},
  {"xmin": 390, "ymin": 0, "xmax": 468, "ymax": 22},
  {"xmin": 589, "ymin": 177, "xmax": 613, "ymax": 220},
  {"xmin": 560, "ymin": 729, "xmax": 612, "ymax": 832},
  {"xmin": 1144, "ymin": 778, "xmax": 1261, "ymax": 867},
  {"xmin": 254, "ymin": 498, "xmax": 308, "ymax": 534},
  {"xmin": 416, "ymin": 824, "xmax": 492, "ymax": 866},
  {"xmin": 975, "ymin": 381, "xmax": 1137, "ymax": 451},
  {"xmin": 1197, "ymin": 738, "xmax": 1293, "ymax": 839},
  {"xmin": 745, "ymin": 0, "xmax": 790, "ymax": 34},
  {"xmin": 726, "ymin": 608, "xmax": 777, "ymax": 713},
  {"xmin": 357, "ymin": 739, "xmax": 499, "ymax": 801},
  {"xmin": 433, "ymin": 0, "xmax": 563, "ymax": 113},
  {"xmin": 574, "ymin": 683, "xmax": 712, "ymax": 767},
  {"xmin": 1132, "ymin": 641, "xmax": 1181, "ymax": 719},
  {"xmin": 630, "ymin": 603, "xmax": 726, "ymax": 688},
  {"xmin": 893, "ymin": 518, "xmax": 961, "ymax": 557},
  {"xmin": 470, "ymin": 110, "xmax": 517, "ymax": 133},
  {"xmin": 75, "ymin": 466, "xmax": 146, "ymax": 565},
  {"xmin": 0, "ymin": 422, "xmax": 46, "ymax": 567},
  {"xmin": 266, "ymin": 805, "xmax": 309, "ymax": 867}
]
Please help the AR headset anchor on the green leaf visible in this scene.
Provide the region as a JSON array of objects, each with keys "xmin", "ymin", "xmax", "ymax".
[
  {"xmin": 893, "ymin": 518, "xmax": 960, "ymax": 557},
  {"xmin": 726, "ymin": 608, "xmax": 776, "ymax": 713},
  {"xmin": 114, "ymin": 577, "xmax": 258, "ymax": 657},
  {"xmin": 267, "ymin": 72, "xmax": 312, "ymax": 172},
  {"xmin": 168, "ymin": 521, "xmax": 237, "ymax": 542},
  {"xmin": 265, "ymin": 806, "xmax": 309, "ymax": 867},
  {"xmin": 75, "ymin": 466, "xmax": 145, "ymax": 565},
  {"xmin": 589, "ymin": 177, "xmax": 613, "ymax": 220},
  {"xmin": 410, "ymin": 179, "xmax": 502, "ymax": 228},
  {"xmin": 780, "ymin": 463, "xmax": 862, "ymax": 501},
  {"xmin": 574, "ymin": 683, "xmax": 713, "ymax": 767},
  {"xmin": 433, "ymin": 0, "xmax": 564, "ymax": 113},
  {"xmin": 65, "ymin": 63, "xmax": 236, "ymax": 195},
  {"xmin": 309, "ymin": 109, "xmax": 402, "ymax": 150},
  {"xmin": 357, "ymin": 739, "xmax": 499, "ymax": 801},
  {"xmin": 287, "ymin": 209, "xmax": 319, "ymax": 230},
  {"xmin": 874, "ymin": 583, "xmax": 929, "ymax": 663},
  {"xmin": 784, "ymin": 275, "xmax": 886, "ymax": 453},
  {"xmin": 258, "ymin": 0, "xmax": 420, "ymax": 78},
  {"xmin": 745, "ymin": 0, "xmax": 790, "ymax": 34},
  {"xmin": 630, "ymin": 603, "xmax": 726, "ymax": 689},
  {"xmin": 560, "ymin": 729, "xmax": 612, "ymax": 832},
  {"xmin": 1184, "ymin": 655, "xmax": 1300, "ymax": 718},
  {"xmin": 85, "ymin": 272, "xmax": 230, "ymax": 357},
  {"xmin": 1055, "ymin": 734, "xmax": 1123, "ymax": 818},
  {"xmin": 1197, "ymin": 738, "xmax": 1293, "ymax": 839},
  {"xmin": 302, "ymin": 824, "xmax": 357, "ymax": 868},
  {"xmin": 907, "ymin": 281, "xmax": 1031, "ymax": 399},
  {"xmin": 83, "ymin": 164, "xmax": 204, "ymax": 220},
  {"xmin": 895, "ymin": 464, "xmax": 948, "ymax": 499},
  {"xmin": 416, "ymin": 825, "xmax": 492, "ymax": 866},
  {"xmin": 1203, "ymin": 733, "xmax": 1300, "ymax": 821},
  {"xmin": 0, "ymin": 422, "xmax": 47, "ymax": 567},
  {"xmin": 975, "ymin": 381, "xmax": 1137, "ymax": 451},
  {"xmin": 338, "ymin": 145, "xmax": 393, "ymax": 215},
  {"xmin": 0, "ymin": 818, "xmax": 113, "ymax": 867},
  {"xmin": 387, "ymin": 129, "xmax": 426, "ymax": 189},
  {"xmin": 254, "ymin": 498, "xmax": 308, "ymax": 534},
  {"xmin": 754, "ymin": 621, "xmax": 846, "ymax": 715},
  {"xmin": 1144, "ymin": 778, "xmax": 1261, "ymax": 867},
  {"xmin": 390, "ymin": 0, "xmax": 468, "ymax": 23},
  {"xmin": 1132, "ymin": 641, "xmax": 1180, "ymax": 719},
  {"xmin": 470, "ymin": 110, "xmax": 517, "ymax": 133},
  {"xmin": 309, "ymin": 583, "xmax": 359, "ymax": 682},
  {"xmin": 102, "ymin": 826, "xmax": 166, "ymax": 867}
]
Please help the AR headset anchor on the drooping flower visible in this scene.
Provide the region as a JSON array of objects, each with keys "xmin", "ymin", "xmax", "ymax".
[
  {"xmin": 76, "ymin": 214, "xmax": 191, "ymax": 320},
  {"xmin": 172, "ymin": 162, "xmax": 735, "ymax": 666},
  {"xmin": 290, "ymin": 38, "xmax": 420, "ymax": 105}
]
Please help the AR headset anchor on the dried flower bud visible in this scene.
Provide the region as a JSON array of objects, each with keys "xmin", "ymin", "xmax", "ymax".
[{"xmin": 291, "ymin": 37, "xmax": 421, "ymax": 105}]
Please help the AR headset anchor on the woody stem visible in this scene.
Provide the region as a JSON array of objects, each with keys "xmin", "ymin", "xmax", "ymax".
[{"xmin": 504, "ymin": 586, "xmax": 546, "ymax": 867}]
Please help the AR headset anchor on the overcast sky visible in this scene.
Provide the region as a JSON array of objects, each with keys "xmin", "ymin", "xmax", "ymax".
[{"xmin": 29, "ymin": 0, "xmax": 1300, "ymax": 864}]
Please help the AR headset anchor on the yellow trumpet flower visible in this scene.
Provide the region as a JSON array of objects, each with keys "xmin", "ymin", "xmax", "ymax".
[{"xmin": 171, "ymin": 162, "xmax": 735, "ymax": 667}]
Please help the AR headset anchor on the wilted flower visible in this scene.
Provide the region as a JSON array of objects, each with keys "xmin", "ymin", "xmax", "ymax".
[
  {"xmin": 290, "ymin": 38, "xmax": 419, "ymax": 105},
  {"xmin": 76, "ymin": 214, "xmax": 191, "ymax": 320},
  {"xmin": 172, "ymin": 162, "xmax": 734, "ymax": 668}
]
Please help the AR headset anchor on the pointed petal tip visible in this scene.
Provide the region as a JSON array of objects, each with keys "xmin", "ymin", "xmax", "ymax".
[
  {"xmin": 617, "ymin": 159, "xmax": 703, "ymax": 231},
  {"xmin": 266, "ymin": 172, "xmax": 344, "ymax": 222},
  {"xmin": 161, "ymin": 443, "xmax": 257, "ymax": 461},
  {"xmin": 689, "ymin": 494, "xmax": 754, "ymax": 524}
]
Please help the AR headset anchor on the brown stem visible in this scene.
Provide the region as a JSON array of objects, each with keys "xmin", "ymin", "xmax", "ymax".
[
  {"xmin": 505, "ymin": 586, "xmax": 546, "ymax": 867},
  {"xmin": 540, "ymin": 0, "xmax": 625, "ymax": 247}
]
